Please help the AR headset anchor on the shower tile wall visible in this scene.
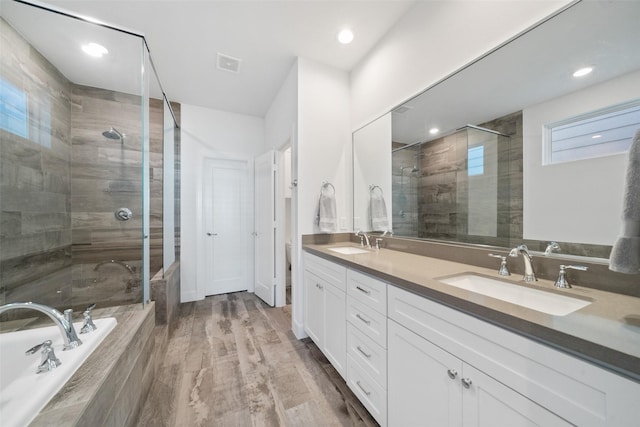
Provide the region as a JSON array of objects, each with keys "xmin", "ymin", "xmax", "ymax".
[
  {"xmin": 0, "ymin": 17, "xmax": 73, "ymax": 308},
  {"xmin": 1, "ymin": 17, "xmax": 176, "ymax": 312}
]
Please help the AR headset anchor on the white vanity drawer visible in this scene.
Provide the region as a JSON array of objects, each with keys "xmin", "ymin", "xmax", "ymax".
[
  {"xmin": 347, "ymin": 296, "xmax": 387, "ymax": 348},
  {"xmin": 347, "ymin": 323, "xmax": 386, "ymax": 389},
  {"xmin": 347, "ymin": 355, "xmax": 387, "ymax": 427},
  {"xmin": 347, "ymin": 269, "xmax": 387, "ymax": 315},
  {"xmin": 303, "ymin": 252, "xmax": 346, "ymax": 292}
]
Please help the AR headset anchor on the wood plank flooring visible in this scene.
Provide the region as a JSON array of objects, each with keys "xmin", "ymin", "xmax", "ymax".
[{"xmin": 138, "ymin": 292, "xmax": 379, "ymax": 427}]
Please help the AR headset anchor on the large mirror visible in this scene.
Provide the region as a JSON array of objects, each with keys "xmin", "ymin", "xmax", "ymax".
[{"xmin": 353, "ymin": 0, "xmax": 640, "ymax": 259}]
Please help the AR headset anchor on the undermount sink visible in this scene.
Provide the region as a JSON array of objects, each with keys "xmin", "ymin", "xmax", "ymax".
[
  {"xmin": 438, "ymin": 273, "xmax": 591, "ymax": 316},
  {"xmin": 328, "ymin": 246, "xmax": 371, "ymax": 255}
]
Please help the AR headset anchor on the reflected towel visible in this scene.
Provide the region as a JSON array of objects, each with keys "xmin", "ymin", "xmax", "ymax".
[
  {"xmin": 316, "ymin": 188, "xmax": 337, "ymax": 233},
  {"xmin": 609, "ymin": 129, "xmax": 640, "ymax": 274},
  {"xmin": 370, "ymin": 190, "xmax": 389, "ymax": 232}
]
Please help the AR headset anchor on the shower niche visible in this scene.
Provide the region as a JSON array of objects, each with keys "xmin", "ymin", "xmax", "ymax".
[{"xmin": 0, "ymin": 1, "xmax": 179, "ymax": 314}]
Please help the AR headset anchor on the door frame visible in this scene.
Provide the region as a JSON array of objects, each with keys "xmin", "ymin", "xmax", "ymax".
[{"xmin": 274, "ymin": 143, "xmax": 291, "ymax": 307}]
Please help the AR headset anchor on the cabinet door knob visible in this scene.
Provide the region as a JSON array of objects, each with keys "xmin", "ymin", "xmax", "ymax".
[
  {"xmin": 316, "ymin": 283, "xmax": 323, "ymax": 290},
  {"xmin": 461, "ymin": 378, "xmax": 472, "ymax": 389},
  {"xmin": 447, "ymin": 369, "xmax": 458, "ymax": 379}
]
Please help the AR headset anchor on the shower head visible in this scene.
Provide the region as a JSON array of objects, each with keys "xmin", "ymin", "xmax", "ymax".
[{"xmin": 102, "ymin": 127, "xmax": 124, "ymax": 141}]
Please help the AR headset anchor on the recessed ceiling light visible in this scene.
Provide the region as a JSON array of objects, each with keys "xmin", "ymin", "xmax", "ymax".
[
  {"xmin": 82, "ymin": 42, "xmax": 108, "ymax": 58},
  {"xmin": 429, "ymin": 128, "xmax": 439, "ymax": 135},
  {"xmin": 337, "ymin": 29, "xmax": 354, "ymax": 44},
  {"xmin": 591, "ymin": 134, "xmax": 602, "ymax": 139},
  {"xmin": 573, "ymin": 67, "xmax": 593, "ymax": 77}
]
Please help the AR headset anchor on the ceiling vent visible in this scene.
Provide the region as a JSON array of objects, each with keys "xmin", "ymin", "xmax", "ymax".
[{"xmin": 217, "ymin": 53, "xmax": 242, "ymax": 74}]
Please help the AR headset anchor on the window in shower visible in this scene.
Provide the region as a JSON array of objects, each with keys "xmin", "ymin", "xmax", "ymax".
[
  {"xmin": 467, "ymin": 145, "xmax": 484, "ymax": 176},
  {"xmin": 0, "ymin": 78, "xmax": 28, "ymax": 139},
  {"xmin": 544, "ymin": 100, "xmax": 640, "ymax": 165}
]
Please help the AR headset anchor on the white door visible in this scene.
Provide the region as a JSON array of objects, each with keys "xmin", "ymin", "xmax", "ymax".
[
  {"xmin": 254, "ymin": 151, "xmax": 276, "ymax": 306},
  {"xmin": 203, "ymin": 158, "xmax": 248, "ymax": 296}
]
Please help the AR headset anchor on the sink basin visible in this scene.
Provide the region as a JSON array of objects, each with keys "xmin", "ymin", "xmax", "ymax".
[
  {"xmin": 438, "ymin": 273, "xmax": 591, "ymax": 316},
  {"xmin": 328, "ymin": 246, "xmax": 371, "ymax": 255}
]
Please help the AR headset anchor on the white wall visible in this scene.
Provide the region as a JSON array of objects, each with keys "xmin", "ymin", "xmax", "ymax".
[
  {"xmin": 180, "ymin": 104, "xmax": 264, "ymax": 302},
  {"xmin": 523, "ymin": 71, "xmax": 640, "ymax": 245},
  {"xmin": 298, "ymin": 57, "xmax": 352, "ymax": 235},
  {"xmin": 350, "ymin": 0, "xmax": 572, "ymax": 130}
]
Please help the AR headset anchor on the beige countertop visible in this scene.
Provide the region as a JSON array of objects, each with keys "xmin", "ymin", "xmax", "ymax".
[{"xmin": 303, "ymin": 243, "xmax": 640, "ymax": 383}]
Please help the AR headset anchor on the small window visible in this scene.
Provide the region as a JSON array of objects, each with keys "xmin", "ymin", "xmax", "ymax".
[
  {"xmin": 0, "ymin": 78, "xmax": 28, "ymax": 139},
  {"xmin": 544, "ymin": 100, "xmax": 640, "ymax": 165},
  {"xmin": 468, "ymin": 145, "xmax": 484, "ymax": 176}
]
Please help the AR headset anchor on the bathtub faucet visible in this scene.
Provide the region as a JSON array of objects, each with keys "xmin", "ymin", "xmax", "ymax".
[{"xmin": 0, "ymin": 302, "xmax": 82, "ymax": 350}]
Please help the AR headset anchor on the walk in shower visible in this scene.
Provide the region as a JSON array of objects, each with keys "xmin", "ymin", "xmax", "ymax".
[
  {"xmin": 392, "ymin": 125, "xmax": 511, "ymax": 246},
  {"xmin": 0, "ymin": 1, "xmax": 179, "ymax": 316}
]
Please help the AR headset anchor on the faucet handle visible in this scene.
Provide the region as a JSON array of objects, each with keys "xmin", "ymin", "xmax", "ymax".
[
  {"xmin": 488, "ymin": 253, "xmax": 510, "ymax": 276},
  {"xmin": 81, "ymin": 303, "xmax": 97, "ymax": 334},
  {"xmin": 26, "ymin": 340, "xmax": 62, "ymax": 374},
  {"xmin": 555, "ymin": 265, "xmax": 588, "ymax": 289},
  {"xmin": 375, "ymin": 238, "xmax": 383, "ymax": 251}
]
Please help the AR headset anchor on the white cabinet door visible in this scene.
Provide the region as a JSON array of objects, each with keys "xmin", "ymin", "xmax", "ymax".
[
  {"xmin": 303, "ymin": 271, "xmax": 324, "ymax": 345},
  {"xmin": 324, "ymin": 281, "xmax": 346, "ymax": 377},
  {"xmin": 462, "ymin": 364, "xmax": 572, "ymax": 427},
  {"xmin": 388, "ymin": 320, "xmax": 463, "ymax": 427}
]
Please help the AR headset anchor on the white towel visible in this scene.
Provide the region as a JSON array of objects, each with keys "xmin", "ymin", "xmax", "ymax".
[
  {"xmin": 370, "ymin": 190, "xmax": 389, "ymax": 232},
  {"xmin": 316, "ymin": 187, "xmax": 337, "ymax": 233},
  {"xmin": 609, "ymin": 128, "xmax": 640, "ymax": 274}
]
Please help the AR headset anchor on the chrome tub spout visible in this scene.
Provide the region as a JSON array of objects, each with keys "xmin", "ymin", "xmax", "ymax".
[{"xmin": 0, "ymin": 302, "xmax": 82, "ymax": 350}]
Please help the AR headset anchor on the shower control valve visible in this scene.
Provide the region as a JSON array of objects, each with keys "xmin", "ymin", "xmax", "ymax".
[{"xmin": 115, "ymin": 208, "xmax": 132, "ymax": 221}]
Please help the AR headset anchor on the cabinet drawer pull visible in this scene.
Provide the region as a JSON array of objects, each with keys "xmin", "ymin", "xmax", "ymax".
[
  {"xmin": 355, "ymin": 313, "xmax": 371, "ymax": 325},
  {"xmin": 447, "ymin": 369, "xmax": 458, "ymax": 379},
  {"xmin": 461, "ymin": 378, "xmax": 472, "ymax": 389},
  {"xmin": 356, "ymin": 380, "xmax": 371, "ymax": 396},
  {"xmin": 356, "ymin": 345, "xmax": 372, "ymax": 358},
  {"xmin": 316, "ymin": 283, "xmax": 323, "ymax": 290},
  {"xmin": 356, "ymin": 286, "xmax": 370, "ymax": 295}
]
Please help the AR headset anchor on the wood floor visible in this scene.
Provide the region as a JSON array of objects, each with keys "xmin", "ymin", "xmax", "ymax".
[{"xmin": 138, "ymin": 292, "xmax": 379, "ymax": 427}]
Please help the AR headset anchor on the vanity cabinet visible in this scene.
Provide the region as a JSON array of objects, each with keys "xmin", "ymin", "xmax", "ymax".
[
  {"xmin": 388, "ymin": 285, "xmax": 640, "ymax": 427},
  {"xmin": 345, "ymin": 269, "xmax": 388, "ymax": 426},
  {"xmin": 388, "ymin": 320, "xmax": 570, "ymax": 426},
  {"xmin": 303, "ymin": 252, "xmax": 347, "ymax": 378}
]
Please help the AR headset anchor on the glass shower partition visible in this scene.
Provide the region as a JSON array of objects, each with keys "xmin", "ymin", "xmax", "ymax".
[{"xmin": 0, "ymin": 1, "xmax": 152, "ymax": 315}]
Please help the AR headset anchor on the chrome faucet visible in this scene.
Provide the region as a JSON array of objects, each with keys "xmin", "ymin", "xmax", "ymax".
[
  {"xmin": 0, "ymin": 302, "xmax": 82, "ymax": 350},
  {"xmin": 355, "ymin": 231, "xmax": 371, "ymax": 248},
  {"xmin": 508, "ymin": 244, "xmax": 537, "ymax": 282}
]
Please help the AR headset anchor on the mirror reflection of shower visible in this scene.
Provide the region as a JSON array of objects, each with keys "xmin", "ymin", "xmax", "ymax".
[{"xmin": 102, "ymin": 127, "xmax": 125, "ymax": 142}]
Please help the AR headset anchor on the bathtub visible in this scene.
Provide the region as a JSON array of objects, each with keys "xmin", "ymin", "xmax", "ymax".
[{"xmin": 0, "ymin": 317, "xmax": 117, "ymax": 427}]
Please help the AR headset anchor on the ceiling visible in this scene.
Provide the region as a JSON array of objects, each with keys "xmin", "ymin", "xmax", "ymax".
[{"xmin": 2, "ymin": 0, "xmax": 416, "ymax": 117}]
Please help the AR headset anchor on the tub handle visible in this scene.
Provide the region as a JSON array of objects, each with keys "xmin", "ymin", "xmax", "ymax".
[
  {"xmin": 81, "ymin": 303, "xmax": 97, "ymax": 334},
  {"xmin": 26, "ymin": 340, "xmax": 62, "ymax": 374}
]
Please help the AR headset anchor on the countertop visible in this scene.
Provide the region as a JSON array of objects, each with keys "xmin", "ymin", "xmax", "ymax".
[{"xmin": 303, "ymin": 243, "xmax": 640, "ymax": 383}]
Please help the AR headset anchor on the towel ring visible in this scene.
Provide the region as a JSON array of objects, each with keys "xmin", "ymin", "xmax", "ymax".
[{"xmin": 321, "ymin": 181, "xmax": 335, "ymax": 194}]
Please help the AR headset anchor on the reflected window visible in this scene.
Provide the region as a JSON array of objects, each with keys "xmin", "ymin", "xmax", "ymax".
[
  {"xmin": 0, "ymin": 78, "xmax": 28, "ymax": 138},
  {"xmin": 545, "ymin": 100, "xmax": 640, "ymax": 165},
  {"xmin": 468, "ymin": 145, "xmax": 484, "ymax": 176}
]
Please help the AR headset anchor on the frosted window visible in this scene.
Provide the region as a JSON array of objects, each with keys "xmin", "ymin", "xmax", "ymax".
[
  {"xmin": 545, "ymin": 101, "xmax": 640, "ymax": 164},
  {"xmin": 0, "ymin": 79, "xmax": 28, "ymax": 138},
  {"xmin": 468, "ymin": 145, "xmax": 484, "ymax": 176}
]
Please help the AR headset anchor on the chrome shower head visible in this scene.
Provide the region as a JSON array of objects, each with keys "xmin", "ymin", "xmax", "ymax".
[{"xmin": 102, "ymin": 127, "xmax": 124, "ymax": 141}]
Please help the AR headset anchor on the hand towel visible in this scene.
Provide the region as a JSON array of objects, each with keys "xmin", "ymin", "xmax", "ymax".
[
  {"xmin": 370, "ymin": 189, "xmax": 389, "ymax": 232},
  {"xmin": 316, "ymin": 187, "xmax": 337, "ymax": 233},
  {"xmin": 609, "ymin": 128, "xmax": 640, "ymax": 274}
]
